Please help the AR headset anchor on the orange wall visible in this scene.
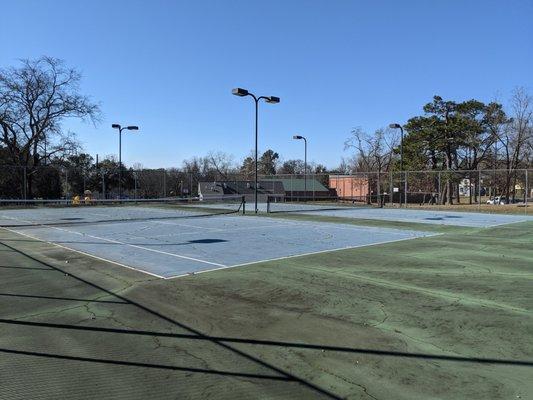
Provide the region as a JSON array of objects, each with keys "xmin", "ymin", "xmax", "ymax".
[{"xmin": 329, "ymin": 176, "xmax": 369, "ymax": 198}]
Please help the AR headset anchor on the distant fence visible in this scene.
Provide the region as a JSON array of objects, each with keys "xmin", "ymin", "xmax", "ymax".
[
  {"xmin": 0, "ymin": 165, "xmax": 531, "ymax": 213},
  {"xmin": 261, "ymin": 169, "xmax": 532, "ymax": 206}
]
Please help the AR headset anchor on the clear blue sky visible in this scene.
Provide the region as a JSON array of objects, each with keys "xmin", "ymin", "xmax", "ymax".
[{"xmin": 2, "ymin": 0, "xmax": 532, "ymax": 169}]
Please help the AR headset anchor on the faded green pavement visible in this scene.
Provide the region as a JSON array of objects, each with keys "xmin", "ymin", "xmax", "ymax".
[{"xmin": 0, "ymin": 217, "xmax": 532, "ymax": 399}]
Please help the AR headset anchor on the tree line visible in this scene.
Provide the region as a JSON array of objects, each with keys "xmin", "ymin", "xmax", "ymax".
[
  {"xmin": 1, "ymin": 57, "xmax": 531, "ymax": 202},
  {"xmin": 0, "ymin": 57, "xmax": 325, "ymax": 199},
  {"xmin": 343, "ymin": 91, "xmax": 532, "ymax": 203}
]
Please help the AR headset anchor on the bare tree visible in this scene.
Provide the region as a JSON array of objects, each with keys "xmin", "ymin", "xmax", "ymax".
[
  {"xmin": 207, "ymin": 151, "xmax": 236, "ymax": 180},
  {"xmin": 495, "ymin": 88, "xmax": 532, "ymax": 199},
  {"xmin": 344, "ymin": 127, "xmax": 399, "ymax": 201},
  {"xmin": 0, "ymin": 57, "xmax": 100, "ymax": 197},
  {"xmin": 344, "ymin": 127, "xmax": 399, "ymax": 172}
]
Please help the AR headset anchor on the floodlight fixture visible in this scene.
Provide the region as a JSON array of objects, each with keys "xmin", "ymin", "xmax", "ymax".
[
  {"xmin": 111, "ymin": 122, "xmax": 140, "ymax": 199},
  {"xmin": 232, "ymin": 88, "xmax": 249, "ymax": 97},
  {"xmin": 265, "ymin": 96, "xmax": 280, "ymax": 104},
  {"xmin": 232, "ymin": 88, "xmax": 280, "ymax": 212}
]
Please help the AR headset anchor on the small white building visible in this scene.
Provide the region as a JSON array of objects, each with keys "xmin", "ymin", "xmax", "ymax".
[{"xmin": 459, "ymin": 178, "xmax": 473, "ymax": 197}]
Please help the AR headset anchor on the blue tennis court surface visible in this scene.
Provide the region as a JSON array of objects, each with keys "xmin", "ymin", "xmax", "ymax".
[
  {"xmin": 261, "ymin": 203, "xmax": 533, "ymax": 227},
  {"xmin": 0, "ymin": 206, "xmax": 434, "ymax": 278}
]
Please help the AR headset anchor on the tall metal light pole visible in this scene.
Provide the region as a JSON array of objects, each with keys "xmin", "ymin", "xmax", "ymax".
[
  {"xmin": 232, "ymin": 88, "xmax": 280, "ymax": 213},
  {"xmin": 293, "ymin": 135, "xmax": 307, "ymax": 199},
  {"xmin": 389, "ymin": 123, "xmax": 404, "ymax": 206},
  {"xmin": 112, "ymin": 124, "xmax": 139, "ymax": 198}
]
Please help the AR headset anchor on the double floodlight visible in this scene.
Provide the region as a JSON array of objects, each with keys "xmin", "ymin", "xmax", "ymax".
[
  {"xmin": 112, "ymin": 124, "xmax": 139, "ymax": 131},
  {"xmin": 232, "ymin": 88, "xmax": 280, "ymax": 104}
]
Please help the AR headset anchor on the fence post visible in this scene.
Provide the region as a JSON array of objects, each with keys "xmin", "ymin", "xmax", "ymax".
[
  {"xmin": 526, "ymin": 169, "xmax": 529, "ymax": 216},
  {"xmin": 342, "ymin": 174, "xmax": 346, "ymax": 201},
  {"xmin": 290, "ymin": 174, "xmax": 293, "ymax": 200},
  {"xmin": 163, "ymin": 169, "xmax": 167, "ymax": 197},
  {"xmin": 65, "ymin": 169, "xmax": 69, "ymax": 199},
  {"xmin": 478, "ymin": 169, "xmax": 481, "ymax": 211},
  {"xmin": 389, "ymin": 170, "xmax": 394, "ymax": 207},
  {"xmin": 389, "ymin": 170, "xmax": 393, "ymax": 207},
  {"xmin": 404, "ymin": 171, "xmax": 408, "ymax": 207},
  {"xmin": 101, "ymin": 169, "xmax": 106, "ymax": 199},
  {"xmin": 438, "ymin": 171, "xmax": 442, "ymax": 205},
  {"xmin": 23, "ymin": 166, "xmax": 27, "ymax": 199},
  {"xmin": 376, "ymin": 171, "xmax": 380, "ymax": 206}
]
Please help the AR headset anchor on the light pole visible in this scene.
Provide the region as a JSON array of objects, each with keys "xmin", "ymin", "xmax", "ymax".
[
  {"xmin": 389, "ymin": 123, "xmax": 404, "ymax": 206},
  {"xmin": 112, "ymin": 124, "xmax": 139, "ymax": 198},
  {"xmin": 232, "ymin": 88, "xmax": 280, "ymax": 213},
  {"xmin": 293, "ymin": 135, "xmax": 307, "ymax": 200}
]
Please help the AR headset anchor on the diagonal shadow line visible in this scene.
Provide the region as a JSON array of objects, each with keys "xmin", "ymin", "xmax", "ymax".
[
  {"xmin": 0, "ymin": 293, "xmax": 128, "ymax": 304},
  {"xmin": 0, "ymin": 240, "xmax": 342, "ymax": 400},
  {"xmin": 0, "ymin": 265, "xmax": 54, "ymax": 271},
  {"xmin": 1, "ymin": 319, "xmax": 531, "ymax": 367},
  {"xmin": 0, "ymin": 348, "xmax": 290, "ymax": 381}
]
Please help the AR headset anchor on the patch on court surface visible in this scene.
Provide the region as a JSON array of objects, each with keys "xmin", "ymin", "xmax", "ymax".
[
  {"xmin": 262, "ymin": 202, "xmax": 533, "ymax": 227},
  {"xmin": 0, "ymin": 206, "xmax": 434, "ymax": 278}
]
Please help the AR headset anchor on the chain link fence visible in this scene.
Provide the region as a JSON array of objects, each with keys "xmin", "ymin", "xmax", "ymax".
[{"xmin": 0, "ymin": 165, "xmax": 531, "ymax": 214}]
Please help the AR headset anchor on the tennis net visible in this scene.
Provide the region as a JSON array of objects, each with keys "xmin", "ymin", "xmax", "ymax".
[
  {"xmin": 266, "ymin": 194, "xmax": 386, "ymax": 214},
  {"xmin": 0, "ymin": 195, "xmax": 245, "ymax": 228}
]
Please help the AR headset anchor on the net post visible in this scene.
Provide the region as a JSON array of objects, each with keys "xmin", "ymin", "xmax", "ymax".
[
  {"xmin": 524, "ymin": 168, "xmax": 530, "ymax": 215},
  {"xmin": 242, "ymin": 195, "xmax": 246, "ymax": 214}
]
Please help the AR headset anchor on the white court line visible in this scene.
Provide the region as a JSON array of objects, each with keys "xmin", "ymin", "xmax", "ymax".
[
  {"xmin": 272, "ymin": 208, "xmax": 533, "ymax": 228},
  {"xmin": 0, "ymin": 226, "xmax": 166, "ymax": 279},
  {"xmin": 43, "ymin": 225, "xmax": 227, "ymax": 268},
  {"xmin": 1, "ymin": 214, "xmax": 227, "ymax": 276},
  {"xmin": 151, "ymin": 220, "xmax": 225, "ymax": 231},
  {"xmin": 479, "ymin": 219, "xmax": 531, "ymax": 228},
  {"xmin": 164, "ymin": 233, "xmax": 440, "ymax": 280},
  {"xmin": 1, "ymin": 214, "xmax": 434, "ymax": 280},
  {"xmin": 136, "ymin": 224, "xmax": 291, "ymax": 239}
]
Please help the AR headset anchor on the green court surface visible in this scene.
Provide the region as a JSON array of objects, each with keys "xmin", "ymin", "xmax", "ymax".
[{"xmin": 0, "ymin": 214, "xmax": 532, "ymax": 399}]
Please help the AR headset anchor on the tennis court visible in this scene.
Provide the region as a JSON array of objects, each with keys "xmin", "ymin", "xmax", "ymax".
[
  {"xmin": 0, "ymin": 200, "xmax": 434, "ymax": 278},
  {"xmin": 1, "ymin": 197, "xmax": 532, "ymax": 399},
  {"xmin": 263, "ymin": 201, "xmax": 533, "ymax": 227}
]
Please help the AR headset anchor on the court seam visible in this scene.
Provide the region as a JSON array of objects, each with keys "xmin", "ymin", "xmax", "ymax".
[{"xmin": 302, "ymin": 265, "xmax": 530, "ymax": 315}]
